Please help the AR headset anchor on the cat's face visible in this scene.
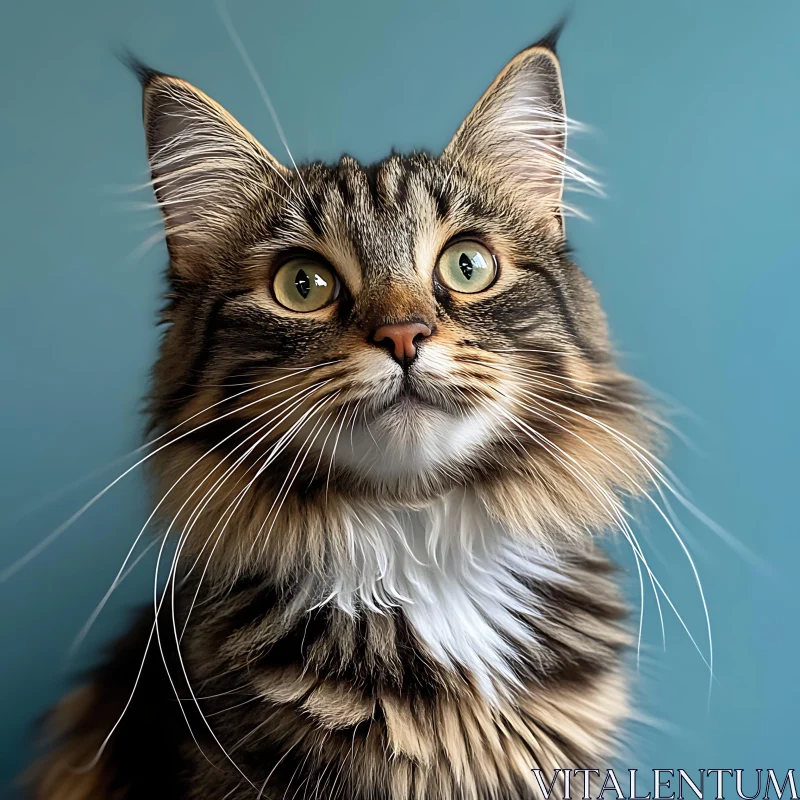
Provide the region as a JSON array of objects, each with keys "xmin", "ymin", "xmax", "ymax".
[{"xmin": 140, "ymin": 42, "xmax": 651, "ymax": 574}]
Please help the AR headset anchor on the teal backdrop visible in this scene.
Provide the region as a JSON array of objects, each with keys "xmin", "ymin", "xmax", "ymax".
[{"xmin": 1, "ymin": 0, "xmax": 799, "ymax": 792}]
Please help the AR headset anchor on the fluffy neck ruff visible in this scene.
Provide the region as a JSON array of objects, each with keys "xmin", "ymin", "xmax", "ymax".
[
  {"xmin": 281, "ymin": 489, "xmax": 583, "ymax": 701},
  {"xmin": 177, "ymin": 488, "xmax": 630, "ymax": 794}
]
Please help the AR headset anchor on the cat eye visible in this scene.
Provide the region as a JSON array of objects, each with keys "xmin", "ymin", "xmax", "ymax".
[
  {"xmin": 436, "ymin": 240, "xmax": 497, "ymax": 294},
  {"xmin": 272, "ymin": 257, "xmax": 340, "ymax": 312}
]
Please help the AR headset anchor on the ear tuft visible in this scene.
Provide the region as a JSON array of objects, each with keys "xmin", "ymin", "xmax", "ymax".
[
  {"xmin": 529, "ymin": 14, "xmax": 569, "ymax": 55},
  {"xmin": 119, "ymin": 50, "xmax": 164, "ymax": 89}
]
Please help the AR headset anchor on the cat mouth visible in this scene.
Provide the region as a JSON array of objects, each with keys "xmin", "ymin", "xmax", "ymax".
[
  {"xmin": 367, "ymin": 380, "xmax": 466, "ymax": 419},
  {"xmin": 370, "ymin": 388, "xmax": 433, "ymax": 415}
]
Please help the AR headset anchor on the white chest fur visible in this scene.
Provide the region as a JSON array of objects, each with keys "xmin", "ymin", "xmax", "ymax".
[{"xmin": 317, "ymin": 490, "xmax": 566, "ymax": 700}]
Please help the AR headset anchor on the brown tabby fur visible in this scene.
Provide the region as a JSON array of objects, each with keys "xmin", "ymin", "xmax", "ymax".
[{"xmin": 29, "ymin": 25, "xmax": 657, "ymax": 800}]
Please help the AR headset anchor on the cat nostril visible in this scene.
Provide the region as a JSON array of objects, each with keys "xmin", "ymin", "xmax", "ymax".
[{"xmin": 372, "ymin": 322, "xmax": 432, "ymax": 364}]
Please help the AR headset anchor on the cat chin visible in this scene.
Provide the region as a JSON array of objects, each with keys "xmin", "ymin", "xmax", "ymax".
[{"xmin": 328, "ymin": 398, "xmax": 495, "ymax": 485}]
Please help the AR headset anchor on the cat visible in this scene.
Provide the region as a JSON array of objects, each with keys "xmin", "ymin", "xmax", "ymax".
[{"xmin": 28, "ymin": 23, "xmax": 656, "ymax": 800}]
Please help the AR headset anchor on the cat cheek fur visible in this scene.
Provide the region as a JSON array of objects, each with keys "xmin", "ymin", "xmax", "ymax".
[{"xmin": 30, "ymin": 28, "xmax": 659, "ymax": 800}]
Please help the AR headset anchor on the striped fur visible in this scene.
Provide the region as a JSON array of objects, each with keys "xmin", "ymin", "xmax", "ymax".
[{"xmin": 29, "ymin": 30, "xmax": 657, "ymax": 799}]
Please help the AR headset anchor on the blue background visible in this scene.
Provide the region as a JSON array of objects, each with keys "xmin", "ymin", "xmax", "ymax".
[{"xmin": 2, "ymin": 0, "xmax": 798, "ymax": 792}]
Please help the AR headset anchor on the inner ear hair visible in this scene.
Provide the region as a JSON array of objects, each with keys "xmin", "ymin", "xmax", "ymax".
[
  {"xmin": 443, "ymin": 40, "xmax": 570, "ymax": 233},
  {"xmin": 135, "ymin": 64, "xmax": 289, "ymax": 274}
]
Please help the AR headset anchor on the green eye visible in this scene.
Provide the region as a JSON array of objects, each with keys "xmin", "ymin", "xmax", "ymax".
[
  {"xmin": 436, "ymin": 240, "xmax": 496, "ymax": 294},
  {"xmin": 273, "ymin": 258, "xmax": 339, "ymax": 312}
]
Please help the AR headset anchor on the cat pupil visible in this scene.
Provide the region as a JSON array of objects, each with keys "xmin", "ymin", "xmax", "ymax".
[
  {"xmin": 458, "ymin": 252, "xmax": 474, "ymax": 280},
  {"xmin": 295, "ymin": 269, "xmax": 311, "ymax": 299}
]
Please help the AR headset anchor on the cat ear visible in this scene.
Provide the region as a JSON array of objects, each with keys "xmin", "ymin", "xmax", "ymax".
[
  {"xmin": 444, "ymin": 36, "xmax": 569, "ymax": 233},
  {"xmin": 136, "ymin": 64, "xmax": 290, "ymax": 272}
]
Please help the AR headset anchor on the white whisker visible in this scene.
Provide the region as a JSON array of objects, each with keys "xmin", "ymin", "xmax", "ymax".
[
  {"xmin": 215, "ymin": 0, "xmax": 317, "ymax": 211},
  {"xmin": 176, "ymin": 384, "xmax": 335, "ymax": 637},
  {"xmin": 0, "ymin": 362, "xmax": 339, "ymax": 582},
  {"xmin": 514, "ymin": 386, "xmax": 713, "ymax": 688}
]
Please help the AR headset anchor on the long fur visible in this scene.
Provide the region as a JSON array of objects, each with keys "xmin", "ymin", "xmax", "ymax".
[{"xmin": 28, "ymin": 31, "xmax": 659, "ymax": 800}]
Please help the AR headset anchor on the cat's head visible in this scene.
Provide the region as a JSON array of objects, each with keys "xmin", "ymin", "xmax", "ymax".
[{"xmin": 139, "ymin": 35, "xmax": 654, "ymax": 578}]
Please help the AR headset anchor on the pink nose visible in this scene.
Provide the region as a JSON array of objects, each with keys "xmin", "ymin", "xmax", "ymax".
[{"xmin": 372, "ymin": 322, "xmax": 432, "ymax": 363}]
